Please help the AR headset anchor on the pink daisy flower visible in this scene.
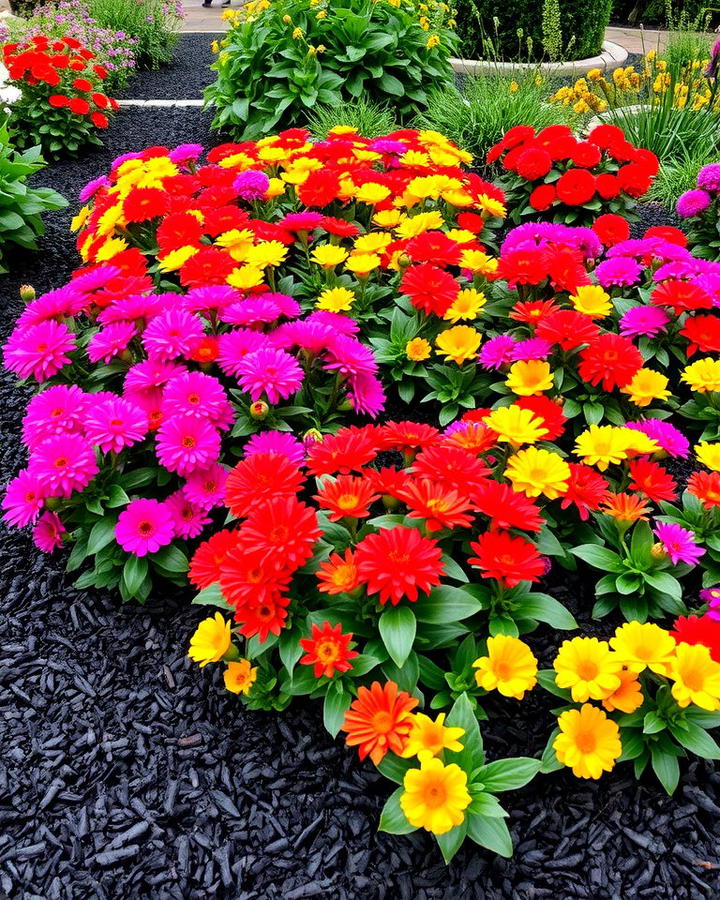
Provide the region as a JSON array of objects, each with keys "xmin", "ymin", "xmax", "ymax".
[
  {"xmin": 511, "ymin": 337, "xmax": 552, "ymax": 361},
  {"xmin": 78, "ymin": 175, "xmax": 110, "ymax": 203},
  {"xmin": 619, "ymin": 306, "xmax": 669, "ymax": 338},
  {"xmin": 155, "ymin": 415, "xmax": 221, "ymax": 476},
  {"xmin": 22, "ymin": 385, "xmax": 87, "ymax": 450},
  {"xmin": 306, "ymin": 310, "xmax": 359, "ymax": 335},
  {"xmin": 33, "ymin": 511, "xmax": 66, "ymax": 553},
  {"xmin": 4, "ymin": 320, "xmax": 76, "ymax": 381},
  {"xmin": 28, "ymin": 433, "xmax": 98, "ymax": 497},
  {"xmin": 348, "ymin": 372, "xmax": 385, "ymax": 418},
  {"xmin": 270, "ymin": 320, "xmax": 335, "ymax": 354},
  {"xmin": 235, "ymin": 347, "xmax": 304, "ymax": 404},
  {"xmin": 265, "ymin": 293, "xmax": 302, "ymax": 318},
  {"xmin": 125, "ymin": 360, "xmax": 183, "ymax": 392},
  {"xmin": 323, "ymin": 335, "xmax": 378, "ymax": 377},
  {"xmin": 97, "ymin": 293, "xmax": 164, "ymax": 327},
  {"xmin": 653, "ymin": 522, "xmax": 705, "ymax": 566},
  {"xmin": 87, "ymin": 322, "xmax": 137, "ymax": 364},
  {"xmin": 183, "ymin": 285, "xmax": 238, "ymax": 313},
  {"xmin": 70, "ymin": 265, "xmax": 121, "ymax": 294},
  {"xmin": 115, "ymin": 498, "xmax": 175, "ymax": 556},
  {"xmin": 14, "ymin": 286, "xmax": 86, "ymax": 329},
  {"xmin": 626, "ymin": 420, "xmax": 689, "ymax": 458},
  {"xmin": 162, "ymin": 371, "xmax": 232, "ymax": 426},
  {"xmin": 84, "ymin": 396, "xmax": 148, "ymax": 454},
  {"xmin": 165, "ymin": 488, "xmax": 212, "ymax": 539},
  {"xmin": 184, "ymin": 462, "xmax": 228, "ymax": 510},
  {"xmin": 125, "ymin": 387, "xmax": 165, "ymax": 432},
  {"xmin": 217, "ymin": 329, "xmax": 269, "ymax": 378},
  {"xmin": 480, "ymin": 335, "xmax": 517, "ymax": 370},
  {"xmin": 244, "ymin": 430, "xmax": 305, "ymax": 465},
  {"xmin": 142, "ymin": 308, "xmax": 206, "ymax": 361},
  {"xmin": 594, "ymin": 258, "xmax": 643, "ymax": 288},
  {"xmin": 220, "ymin": 297, "xmax": 283, "ymax": 326},
  {"xmin": 2, "ymin": 468, "xmax": 47, "ymax": 526},
  {"xmin": 168, "ymin": 143, "xmax": 204, "ymax": 166},
  {"xmin": 279, "ymin": 212, "xmax": 324, "ymax": 232}
]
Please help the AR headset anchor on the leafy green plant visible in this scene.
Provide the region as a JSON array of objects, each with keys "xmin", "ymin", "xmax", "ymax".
[
  {"xmin": 607, "ymin": 102, "xmax": 720, "ymax": 165},
  {"xmin": 307, "ymin": 97, "xmax": 397, "ymax": 139},
  {"xmin": 88, "ymin": 0, "xmax": 182, "ymax": 68},
  {"xmin": 205, "ymin": 0, "xmax": 457, "ymax": 140},
  {"xmin": 646, "ymin": 152, "xmax": 709, "ymax": 207}
]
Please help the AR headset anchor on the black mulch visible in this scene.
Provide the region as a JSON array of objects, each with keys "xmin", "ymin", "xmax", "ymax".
[
  {"xmin": 2, "ymin": 34, "xmax": 720, "ymax": 898},
  {"xmin": 116, "ymin": 33, "xmax": 222, "ymax": 101}
]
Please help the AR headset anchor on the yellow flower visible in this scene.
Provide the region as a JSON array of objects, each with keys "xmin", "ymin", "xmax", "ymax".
[
  {"xmin": 553, "ymin": 704, "xmax": 622, "ymax": 779},
  {"xmin": 400, "ymin": 757, "xmax": 471, "ymax": 834},
  {"xmin": 620, "ymin": 369, "xmax": 671, "ymax": 407},
  {"xmin": 400, "ymin": 713, "xmax": 465, "ymax": 758},
  {"xmin": 443, "ymin": 288, "xmax": 486, "ymax": 323},
  {"xmin": 601, "ymin": 667, "xmax": 644, "ymax": 714},
  {"xmin": 475, "ymin": 193, "xmax": 506, "ymax": 219},
  {"xmin": 310, "ymin": 244, "xmax": 348, "ymax": 268},
  {"xmin": 95, "ymin": 236, "xmax": 129, "ymax": 262},
  {"xmin": 426, "ymin": 34, "xmax": 440, "ymax": 48},
  {"xmin": 292, "ymin": 26, "xmax": 303, "ymax": 38},
  {"xmin": 669, "ymin": 642, "xmax": 720, "ymax": 710},
  {"xmin": 373, "ymin": 209, "xmax": 403, "ymax": 228},
  {"xmin": 609, "ymin": 622, "xmax": 677, "ymax": 675},
  {"xmin": 354, "ymin": 183, "xmax": 392, "ymax": 205},
  {"xmin": 473, "ymin": 634, "xmax": 538, "ymax": 699},
  {"xmin": 406, "ymin": 337, "xmax": 432, "ymax": 361},
  {"xmin": 459, "ymin": 248, "xmax": 497, "ymax": 273},
  {"xmin": 554, "ymin": 637, "xmax": 623, "ymax": 702},
  {"xmin": 316, "ymin": 286, "xmax": 355, "ymax": 312},
  {"xmin": 70, "ymin": 205, "xmax": 90, "ymax": 232},
  {"xmin": 215, "ymin": 228, "xmax": 255, "ymax": 262},
  {"xmin": 245, "ymin": 240, "xmax": 287, "ymax": 268},
  {"xmin": 227, "ymin": 266, "xmax": 265, "ymax": 290},
  {"xmin": 353, "ymin": 232, "xmax": 392, "ymax": 254},
  {"xmin": 435, "ymin": 325, "xmax": 481, "ymax": 365},
  {"xmin": 158, "ymin": 245, "xmax": 198, "ymax": 272},
  {"xmin": 224, "ymin": 659, "xmax": 258, "ymax": 695},
  {"xmin": 570, "ymin": 285, "xmax": 612, "ymax": 318},
  {"xmin": 682, "ymin": 357, "xmax": 720, "ymax": 393},
  {"xmin": 395, "ymin": 211, "xmax": 444, "ymax": 239},
  {"xmin": 509, "ymin": 80, "xmax": 519, "ymax": 92},
  {"xmin": 482, "ymin": 405, "xmax": 547, "ymax": 446},
  {"xmin": 188, "ymin": 613, "xmax": 231, "ymax": 667},
  {"xmin": 622, "ymin": 428, "xmax": 660, "ymax": 457},
  {"xmin": 574, "ymin": 425, "xmax": 633, "ymax": 471},
  {"xmin": 696, "ymin": 441, "xmax": 720, "ymax": 472},
  {"xmin": 505, "ymin": 446, "xmax": 571, "ymax": 499},
  {"xmin": 505, "ymin": 360, "xmax": 554, "ymax": 397},
  {"xmin": 345, "ymin": 253, "xmax": 381, "ymax": 276}
]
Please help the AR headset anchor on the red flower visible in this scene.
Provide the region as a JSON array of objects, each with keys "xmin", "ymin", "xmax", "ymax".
[
  {"xmin": 400, "ymin": 263, "xmax": 459, "ymax": 316},
  {"xmin": 592, "ymin": 213, "xmax": 631, "ymax": 247},
  {"xmin": 315, "ymin": 473, "xmax": 379, "ymax": 521},
  {"xmin": 516, "ymin": 395, "xmax": 567, "ymax": 441},
  {"xmin": 457, "ymin": 211, "xmax": 485, "ymax": 234},
  {"xmin": 225, "ymin": 451, "xmax": 305, "ymax": 518},
  {"xmin": 157, "ymin": 211, "xmax": 204, "ymax": 252},
  {"xmin": 588, "ymin": 123, "xmax": 626, "ymax": 151},
  {"xmin": 320, "ymin": 216, "xmax": 359, "ymax": 238},
  {"xmin": 515, "ymin": 147, "xmax": 553, "ymax": 180},
  {"xmin": 680, "ymin": 314, "xmax": 720, "ymax": 356},
  {"xmin": 572, "ymin": 141, "xmax": 602, "ymax": 168},
  {"xmin": 558, "ymin": 463, "xmax": 610, "ymax": 520},
  {"xmin": 405, "ymin": 231, "xmax": 461, "ymax": 266},
  {"xmin": 651, "ymin": 280, "xmax": 713, "ymax": 314},
  {"xmin": 189, "ymin": 529, "xmax": 239, "ymax": 589},
  {"xmin": 123, "ymin": 187, "xmax": 169, "ymax": 222},
  {"xmin": 364, "ymin": 466, "xmax": 412, "ymax": 498},
  {"xmin": 379, "ymin": 421, "xmax": 441, "ymax": 452},
  {"xmin": 412, "ymin": 444, "xmax": 490, "ymax": 496},
  {"xmin": 644, "ymin": 225, "xmax": 687, "ymax": 247},
  {"xmin": 578, "ymin": 333, "xmax": 642, "ymax": 391},
  {"xmin": 501, "ymin": 124, "xmax": 535, "ymax": 149},
  {"xmin": 92, "ymin": 92, "xmax": 108, "ymax": 107},
  {"xmin": 297, "ymin": 169, "xmax": 341, "ymax": 206},
  {"xmin": 443, "ymin": 421, "xmax": 497, "ymax": 454},
  {"xmin": 354, "ymin": 526, "xmax": 444, "ymax": 605},
  {"xmin": 317, "ymin": 548, "xmax": 361, "ymax": 595},
  {"xmin": 687, "ymin": 470, "xmax": 720, "ymax": 508},
  {"xmin": 306, "ymin": 426, "xmax": 379, "ymax": 476},
  {"xmin": 509, "ymin": 298, "xmax": 558, "ymax": 323},
  {"xmin": 671, "ymin": 614, "xmax": 720, "ymax": 663},
  {"xmin": 238, "ymin": 495, "xmax": 321, "ymax": 572},
  {"xmin": 68, "ymin": 97, "xmax": 90, "ymax": 115},
  {"xmin": 237, "ymin": 594, "xmax": 290, "ymax": 642},
  {"xmin": 90, "ymin": 112, "xmax": 109, "ymax": 129},
  {"xmin": 220, "ymin": 542, "xmax": 293, "ymax": 609},
  {"xmin": 555, "ymin": 169, "xmax": 596, "ymax": 205},
  {"xmin": 299, "ymin": 622, "xmax": 358, "ymax": 678},
  {"xmin": 535, "ymin": 309, "xmax": 599, "ymax": 350},
  {"xmin": 617, "ymin": 162, "xmax": 653, "ymax": 198},
  {"xmin": 529, "ymin": 184, "xmax": 556, "ymax": 211},
  {"xmin": 48, "ymin": 94, "xmax": 68, "ymax": 107},
  {"xmin": 627, "ymin": 459, "xmax": 677, "ymax": 503},
  {"xmin": 399, "ymin": 478, "xmax": 476, "ymax": 531},
  {"xmin": 179, "ymin": 246, "xmax": 237, "ymax": 287},
  {"xmin": 72, "ymin": 77, "xmax": 92, "ymax": 91},
  {"xmin": 474, "ymin": 480, "xmax": 543, "ymax": 532},
  {"xmin": 547, "ymin": 246, "xmax": 590, "ymax": 292},
  {"xmin": 595, "ymin": 174, "xmax": 621, "ymax": 200},
  {"xmin": 468, "ymin": 530, "xmax": 545, "ymax": 587},
  {"xmin": 341, "ymin": 681, "xmax": 418, "ymax": 764}
]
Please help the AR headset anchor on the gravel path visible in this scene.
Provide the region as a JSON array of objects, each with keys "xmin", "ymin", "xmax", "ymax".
[{"xmin": 1, "ymin": 35, "xmax": 720, "ymax": 899}]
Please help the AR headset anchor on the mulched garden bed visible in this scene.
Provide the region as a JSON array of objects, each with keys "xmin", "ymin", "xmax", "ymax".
[{"xmin": 1, "ymin": 33, "xmax": 720, "ymax": 898}]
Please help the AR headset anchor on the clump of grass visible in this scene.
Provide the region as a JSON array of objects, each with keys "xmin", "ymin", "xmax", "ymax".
[
  {"xmin": 307, "ymin": 99, "xmax": 397, "ymax": 140},
  {"xmin": 606, "ymin": 102, "xmax": 720, "ymax": 163},
  {"xmin": 646, "ymin": 153, "xmax": 709, "ymax": 207}
]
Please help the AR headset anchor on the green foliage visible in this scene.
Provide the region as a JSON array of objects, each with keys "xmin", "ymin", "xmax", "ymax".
[
  {"xmin": 88, "ymin": 0, "xmax": 182, "ymax": 68},
  {"xmin": 415, "ymin": 72, "xmax": 575, "ymax": 165},
  {"xmin": 307, "ymin": 97, "xmax": 397, "ymax": 139},
  {"xmin": 646, "ymin": 152, "xmax": 709, "ymax": 207},
  {"xmin": 607, "ymin": 103, "xmax": 720, "ymax": 166},
  {"xmin": 205, "ymin": 0, "xmax": 457, "ymax": 140},
  {"xmin": 0, "ymin": 125, "xmax": 67, "ymax": 274}
]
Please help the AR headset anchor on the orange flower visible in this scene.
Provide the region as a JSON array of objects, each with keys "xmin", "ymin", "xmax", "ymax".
[
  {"xmin": 314, "ymin": 473, "xmax": 379, "ymax": 522},
  {"xmin": 341, "ymin": 681, "xmax": 418, "ymax": 764},
  {"xmin": 601, "ymin": 667, "xmax": 644, "ymax": 713},
  {"xmin": 317, "ymin": 548, "xmax": 360, "ymax": 595},
  {"xmin": 399, "ymin": 478, "xmax": 476, "ymax": 531},
  {"xmin": 509, "ymin": 299, "xmax": 558, "ymax": 325},
  {"xmin": 600, "ymin": 491, "xmax": 651, "ymax": 523},
  {"xmin": 299, "ymin": 621, "xmax": 358, "ymax": 678},
  {"xmin": 688, "ymin": 470, "xmax": 720, "ymax": 509}
]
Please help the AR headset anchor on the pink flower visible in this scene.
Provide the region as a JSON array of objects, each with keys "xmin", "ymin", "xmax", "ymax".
[
  {"xmin": 653, "ymin": 522, "xmax": 705, "ymax": 566},
  {"xmin": 307, "ymin": 311, "xmax": 360, "ymax": 335},
  {"xmin": 125, "ymin": 386, "xmax": 165, "ymax": 432},
  {"xmin": 142, "ymin": 308, "xmax": 206, "ymax": 360},
  {"xmin": 217, "ymin": 329, "xmax": 269, "ymax": 377},
  {"xmin": 155, "ymin": 415, "xmax": 221, "ymax": 476},
  {"xmin": 22, "ymin": 385, "xmax": 87, "ymax": 449},
  {"xmin": 700, "ymin": 586, "xmax": 720, "ymax": 620},
  {"xmin": 236, "ymin": 347, "xmax": 304, "ymax": 403},
  {"xmin": 480, "ymin": 335, "xmax": 517, "ymax": 370},
  {"xmin": 323, "ymin": 335, "xmax": 378, "ymax": 377},
  {"xmin": 79, "ymin": 175, "xmax": 110, "ymax": 203},
  {"xmin": 270, "ymin": 319, "xmax": 335, "ymax": 354},
  {"xmin": 14, "ymin": 286, "xmax": 85, "ymax": 329},
  {"xmin": 84, "ymin": 396, "xmax": 148, "ymax": 453},
  {"xmin": 511, "ymin": 337, "xmax": 552, "ymax": 361},
  {"xmin": 244, "ymin": 430, "xmax": 305, "ymax": 465},
  {"xmin": 279, "ymin": 212, "xmax": 324, "ymax": 232},
  {"xmin": 183, "ymin": 284, "xmax": 238, "ymax": 313},
  {"xmin": 88, "ymin": 322, "xmax": 137, "ymax": 364},
  {"xmin": 4, "ymin": 320, "xmax": 76, "ymax": 381},
  {"xmin": 125, "ymin": 359, "xmax": 183, "ymax": 392},
  {"xmin": 184, "ymin": 462, "xmax": 228, "ymax": 509},
  {"xmin": 161, "ymin": 371, "xmax": 232, "ymax": 426},
  {"xmin": 348, "ymin": 372, "xmax": 385, "ymax": 418},
  {"xmin": 220, "ymin": 296, "xmax": 284, "ymax": 326},
  {"xmin": 29, "ymin": 433, "xmax": 98, "ymax": 497},
  {"xmin": 115, "ymin": 498, "xmax": 175, "ymax": 556},
  {"xmin": 626, "ymin": 420, "xmax": 689, "ymax": 458},
  {"xmin": 97, "ymin": 292, "xmax": 164, "ymax": 326},
  {"xmin": 2, "ymin": 469, "xmax": 47, "ymax": 526},
  {"xmin": 619, "ymin": 306, "xmax": 669, "ymax": 338},
  {"xmin": 168, "ymin": 143, "xmax": 204, "ymax": 166},
  {"xmin": 33, "ymin": 511, "xmax": 66, "ymax": 553},
  {"xmin": 165, "ymin": 488, "xmax": 212, "ymax": 538},
  {"xmin": 594, "ymin": 258, "xmax": 643, "ymax": 288}
]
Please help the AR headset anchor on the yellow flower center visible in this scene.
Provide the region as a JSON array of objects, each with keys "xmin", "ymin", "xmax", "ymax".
[
  {"xmin": 316, "ymin": 640, "xmax": 340, "ymax": 663},
  {"xmin": 575, "ymin": 730, "xmax": 597, "ymax": 753},
  {"xmin": 422, "ymin": 778, "xmax": 448, "ymax": 809}
]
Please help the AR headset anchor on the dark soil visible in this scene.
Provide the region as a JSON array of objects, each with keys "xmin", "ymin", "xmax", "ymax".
[
  {"xmin": 116, "ymin": 33, "xmax": 221, "ymax": 101},
  {"xmin": 2, "ymin": 34, "xmax": 720, "ymax": 899}
]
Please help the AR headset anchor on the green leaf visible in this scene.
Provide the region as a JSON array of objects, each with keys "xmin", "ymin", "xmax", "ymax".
[
  {"xmin": 122, "ymin": 555, "xmax": 148, "ymax": 598},
  {"xmin": 378, "ymin": 787, "xmax": 415, "ymax": 834},
  {"xmin": 414, "ymin": 585, "xmax": 483, "ymax": 624},
  {"xmin": 105, "ymin": 483, "xmax": 130, "ymax": 508},
  {"xmin": 668, "ymin": 720, "xmax": 720, "ymax": 759},
  {"xmin": 571, "ymin": 544, "xmax": 623, "ymax": 572},
  {"xmin": 446, "ymin": 692, "xmax": 484, "ymax": 774},
  {"xmin": 650, "ymin": 745, "xmax": 680, "ymax": 795},
  {"xmin": 192, "ymin": 583, "xmax": 233, "ymax": 611},
  {"xmin": 643, "ymin": 711, "xmax": 666, "ymax": 735},
  {"xmin": 86, "ymin": 518, "xmax": 118, "ymax": 556},
  {"xmin": 379, "ymin": 606, "xmax": 416, "ymax": 668},
  {"xmin": 435, "ymin": 820, "xmax": 468, "ymax": 864},
  {"xmin": 323, "ymin": 683, "xmax": 352, "ymax": 738},
  {"xmin": 466, "ymin": 812, "xmax": 513, "ymax": 857},
  {"xmin": 150, "ymin": 544, "xmax": 188, "ymax": 574},
  {"xmin": 515, "ymin": 593, "xmax": 577, "ymax": 630},
  {"xmin": 476, "ymin": 757, "xmax": 541, "ymax": 793},
  {"xmin": 377, "ymin": 752, "xmax": 414, "ymax": 785},
  {"xmin": 468, "ymin": 792, "xmax": 506, "ymax": 818},
  {"xmin": 539, "ymin": 728, "xmax": 563, "ymax": 773}
]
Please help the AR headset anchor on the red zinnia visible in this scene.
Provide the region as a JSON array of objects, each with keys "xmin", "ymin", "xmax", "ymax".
[
  {"xmin": 225, "ymin": 451, "xmax": 305, "ymax": 518},
  {"xmin": 48, "ymin": 94, "xmax": 68, "ymax": 107},
  {"xmin": 354, "ymin": 526, "xmax": 444, "ymax": 605},
  {"xmin": 315, "ymin": 474, "xmax": 379, "ymax": 522},
  {"xmin": 341, "ymin": 681, "xmax": 418, "ymax": 764},
  {"xmin": 468, "ymin": 530, "xmax": 545, "ymax": 587},
  {"xmin": 400, "ymin": 263, "xmax": 459, "ymax": 317},
  {"xmin": 473, "ymin": 480, "xmax": 543, "ymax": 532},
  {"xmin": 238, "ymin": 594, "xmax": 290, "ymax": 642},
  {"xmin": 189, "ymin": 529, "xmax": 240, "ymax": 589},
  {"xmin": 399, "ymin": 478, "xmax": 476, "ymax": 532},
  {"xmin": 68, "ymin": 97, "xmax": 90, "ymax": 115},
  {"xmin": 680, "ymin": 314, "xmax": 720, "ymax": 356},
  {"xmin": 508, "ymin": 298, "xmax": 558, "ymax": 324},
  {"xmin": 515, "ymin": 146, "xmax": 553, "ymax": 181},
  {"xmin": 306, "ymin": 426, "xmax": 379, "ymax": 476},
  {"xmin": 72, "ymin": 77, "xmax": 92, "ymax": 91},
  {"xmin": 644, "ymin": 225, "xmax": 687, "ymax": 247},
  {"xmin": 412, "ymin": 444, "xmax": 490, "ymax": 497},
  {"xmin": 650, "ymin": 280, "xmax": 713, "ymax": 314},
  {"xmin": 555, "ymin": 169, "xmax": 596, "ymax": 205},
  {"xmin": 123, "ymin": 187, "xmax": 169, "ymax": 223},
  {"xmin": 237, "ymin": 495, "xmax": 321, "ymax": 572},
  {"xmin": 671, "ymin": 615, "xmax": 720, "ymax": 663},
  {"xmin": 317, "ymin": 548, "xmax": 361, "ymax": 595},
  {"xmin": 595, "ymin": 174, "xmax": 621, "ymax": 200},
  {"xmin": 516, "ymin": 395, "xmax": 567, "ymax": 441},
  {"xmin": 297, "ymin": 169, "xmax": 341, "ymax": 206},
  {"xmin": 535, "ymin": 309, "xmax": 599, "ymax": 350},
  {"xmin": 379, "ymin": 421, "xmax": 441, "ymax": 453},
  {"xmin": 299, "ymin": 622, "xmax": 359, "ymax": 678},
  {"xmin": 592, "ymin": 213, "xmax": 631, "ymax": 247},
  {"xmin": 529, "ymin": 184, "xmax": 556, "ymax": 211},
  {"xmin": 558, "ymin": 463, "xmax": 610, "ymax": 520},
  {"xmin": 179, "ymin": 246, "xmax": 237, "ymax": 287},
  {"xmin": 405, "ymin": 231, "xmax": 461, "ymax": 265},
  {"xmin": 578, "ymin": 333, "xmax": 642, "ymax": 391},
  {"xmin": 627, "ymin": 459, "xmax": 677, "ymax": 503},
  {"xmin": 90, "ymin": 112, "xmax": 109, "ymax": 129}
]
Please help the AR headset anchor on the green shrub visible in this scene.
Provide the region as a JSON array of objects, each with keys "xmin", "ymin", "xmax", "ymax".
[
  {"xmin": 88, "ymin": 0, "xmax": 183, "ymax": 68},
  {"xmin": 646, "ymin": 152, "xmax": 710, "ymax": 207},
  {"xmin": 454, "ymin": 0, "xmax": 613, "ymax": 62},
  {"xmin": 205, "ymin": 0, "xmax": 457, "ymax": 140},
  {"xmin": 307, "ymin": 98, "xmax": 397, "ymax": 138},
  {"xmin": 415, "ymin": 72, "xmax": 576, "ymax": 164}
]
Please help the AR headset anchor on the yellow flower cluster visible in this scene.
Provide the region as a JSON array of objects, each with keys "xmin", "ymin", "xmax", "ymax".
[
  {"xmin": 574, "ymin": 424, "xmax": 659, "ymax": 471},
  {"xmin": 188, "ymin": 614, "xmax": 258, "ymax": 694}
]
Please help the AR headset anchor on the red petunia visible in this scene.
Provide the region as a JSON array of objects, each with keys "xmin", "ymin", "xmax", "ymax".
[
  {"xmin": 400, "ymin": 263, "xmax": 459, "ymax": 317},
  {"xmin": 299, "ymin": 622, "xmax": 358, "ymax": 678},
  {"xmin": 189, "ymin": 529, "xmax": 240, "ymax": 589},
  {"xmin": 314, "ymin": 473, "xmax": 379, "ymax": 522},
  {"xmin": 558, "ymin": 463, "xmax": 610, "ymax": 520},
  {"xmin": 627, "ymin": 459, "xmax": 677, "ymax": 503},
  {"xmin": 671, "ymin": 614, "xmax": 720, "ymax": 663},
  {"xmin": 354, "ymin": 526, "xmax": 444, "ymax": 605},
  {"xmin": 592, "ymin": 213, "xmax": 631, "ymax": 247},
  {"xmin": 468, "ymin": 530, "xmax": 545, "ymax": 587},
  {"xmin": 578, "ymin": 333, "xmax": 642, "ymax": 391},
  {"xmin": 225, "ymin": 451, "xmax": 305, "ymax": 518},
  {"xmin": 474, "ymin": 480, "xmax": 543, "ymax": 532}
]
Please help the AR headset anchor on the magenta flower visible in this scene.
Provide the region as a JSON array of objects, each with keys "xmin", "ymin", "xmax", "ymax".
[
  {"xmin": 22, "ymin": 385, "xmax": 87, "ymax": 450},
  {"xmin": 88, "ymin": 321, "xmax": 137, "ymax": 364},
  {"xmin": 594, "ymin": 257, "xmax": 643, "ymax": 288},
  {"xmin": 280, "ymin": 212, "xmax": 324, "ymax": 232},
  {"xmin": 165, "ymin": 488, "xmax": 212, "ymax": 539},
  {"xmin": 168, "ymin": 143, "xmax": 204, "ymax": 166},
  {"xmin": 233, "ymin": 170, "xmax": 270, "ymax": 200},
  {"xmin": 323, "ymin": 334, "xmax": 379, "ymax": 377},
  {"xmin": 511, "ymin": 337, "xmax": 552, "ymax": 361},
  {"xmin": 480, "ymin": 335, "xmax": 517, "ymax": 370},
  {"xmin": 125, "ymin": 359, "xmax": 183, "ymax": 392},
  {"xmin": 97, "ymin": 293, "xmax": 164, "ymax": 326},
  {"xmin": 15, "ymin": 286, "xmax": 85, "ymax": 329},
  {"xmin": 1, "ymin": 469, "xmax": 47, "ymax": 526},
  {"xmin": 156, "ymin": 415, "xmax": 221, "ymax": 476},
  {"xmin": 29, "ymin": 433, "xmax": 98, "ymax": 497},
  {"xmin": 162, "ymin": 371, "xmax": 231, "ymax": 425},
  {"xmin": 701, "ymin": 586, "xmax": 720, "ymax": 621},
  {"xmin": 84, "ymin": 396, "xmax": 148, "ymax": 454},
  {"xmin": 244, "ymin": 430, "xmax": 305, "ymax": 465},
  {"xmin": 217, "ymin": 329, "xmax": 269, "ymax": 377},
  {"xmin": 142, "ymin": 308, "xmax": 206, "ymax": 361},
  {"xmin": 697, "ymin": 163, "xmax": 720, "ymax": 193},
  {"xmin": 307, "ymin": 310, "xmax": 359, "ymax": 335},
  {"xmin": 115, "ymin": 498, "xmax": 175, "ymax": 556},
  {"xmin": 619, "ymin": 306, "xmax": 670, "ymax": 338},
  {"xmin": 270, "ymin": 319, "xmax": 336, "ymax": 354},
  {"xmin": 653, "ymin": 522, "xmax": 705, "ymax": 566},
  {"xmin": 348, "ymin": 372, "xmax": 385, "ymax": 418},
  {"xmin": 183, "ymin": 284, "xmax": 238, "ymax": 313},
  {"xmin": 235, "ymin": 347, "xmax": 304, "ymax": 403},
  {"xmin": 625, "ymin": 420, "xmax": 689, "ymax": 458},
  {"xmin": 78, "ymin": 175, "xmax": 110, "ymax": 203},
  {"xmin": 33, "ymin": 511, "xmax": 66, "ymax": 553},
  {"xmin": 183, "ymin": 462, "xmax": 228, "ymax": 510},
  {"xmin": 220, "ymin": 296, "xmax": 284, "ymax": 326},
  {"xmin": 4, "ymin": 320, "xmax": 76, "ymax": 381},
  {"xmin": 676, "ymin": 188, "xmax": 712, "ymax": 218}
]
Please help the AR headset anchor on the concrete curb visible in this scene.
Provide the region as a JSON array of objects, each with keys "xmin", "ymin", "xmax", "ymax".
[{"xmin": 450, "ymin": 41, "xmax": 629, "ymax": 78}]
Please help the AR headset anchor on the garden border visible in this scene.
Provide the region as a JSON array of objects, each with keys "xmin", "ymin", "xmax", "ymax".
[{"xmin": 450, "ymin": 41, "xmax": 628, "ymax": 78}]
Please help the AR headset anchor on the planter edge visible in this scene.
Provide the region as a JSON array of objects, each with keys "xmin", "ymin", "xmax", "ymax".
[{"xmin": 450, "ymin": 41, "xmax": 628, "ymax": 78}]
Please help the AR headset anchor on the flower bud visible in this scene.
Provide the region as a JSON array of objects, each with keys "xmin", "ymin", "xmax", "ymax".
[
  {"xmin": 250, "ymin": 400, "xmax": 269, "ymax": 420},
  {"xmin": 19, "ymin": 284, "xmax": 35, "ymax": 303},
  {"xmin": 651, "ymin": 542, "xmax": 667, "ymax": 559}
]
